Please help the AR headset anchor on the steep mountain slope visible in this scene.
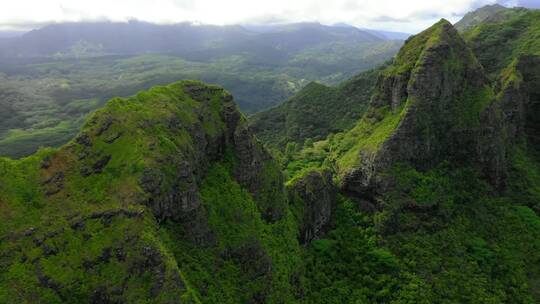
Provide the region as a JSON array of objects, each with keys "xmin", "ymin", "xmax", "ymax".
[
  {"xmin": 454, "ymin": 4, "xmax": 508, "ymax": 32},
  {"xmin": 262, "ymin": 17, "xmax": 540, "ymax": 302},
  {"xmin": 498, "ymin": 55, "xmax": 540, "ymax": 214},
  {"xmin": 0, "ymin": 21, "xmax": 382, "ymax": 59},
  {"xmin": 0, "ymin": 81, "xmax": 305, "ymax": 303},
  {"xmin": 337, "ymin": 19, "xmax": 504, "ymax": 197},
  {"xmin": 460, "ymin": 5, "xmax": 540, "ymax": 214},
  {"xmin": 4, "ymin": 9, "xmax": 540, "ymax": 303},
  {"xmin": 250, "ymin": 67, "xmax": 381, "ymax": 149},
  {"xmin": 281, "ymin": 20, "xmax": 504, "ymax": 183},
  {"xmin": 462, "ymin": 7, "xmax": 540, "ymax": 77}
]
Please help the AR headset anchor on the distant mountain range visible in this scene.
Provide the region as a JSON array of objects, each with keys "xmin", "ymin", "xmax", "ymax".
[
  {"xmin": 362, "ymin": 29, "xmax": 411, "ymax": 40},
  {"xmin": 0, "ymin": 21, "xmax": 407, "ymax": 59},
  {"xmin": 0, "ymin": 31, "xmax": 25, "ymax": 38},
  {"xmin": 0, "ymin": 21, "xmax": 404, "ymax": 158}
]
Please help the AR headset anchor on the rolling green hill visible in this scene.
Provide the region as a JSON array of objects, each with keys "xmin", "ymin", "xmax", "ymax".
[{"xmin": 250, "ymin": 67, "xmax": 381, "ymax": 149}]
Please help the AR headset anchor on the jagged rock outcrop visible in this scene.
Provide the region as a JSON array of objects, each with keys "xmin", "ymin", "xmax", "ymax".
[
  {"xmin": 0, "ymin": 81, "xmax": 296, "ymax": 303},
  {"xmin": 340, "ymin": 20, "xmax": 506, "ymax": 199},
  {"xmin": 288, "ymin": 169, "xmax": 337, "ymax": 243},
  {"xmin": 498, "ymin": 55, "xmax": 540, "ymax": 147},
  {"xmin": 232, "ymin": 121, "xmax": 287, "ymax": 222},
  {"xmin": 71, "ymin": 82, "xmax": 286, "ymax": 240}
]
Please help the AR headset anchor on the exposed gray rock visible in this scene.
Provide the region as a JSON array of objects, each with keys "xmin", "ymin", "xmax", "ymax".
[
  {"xmin": 501, "ymin": 55, "xmax": 540, "ymax": 147},
  {"xmin": 42, "ymin": 171, "xmax": 65, "ymax": 196},
  {"xmin": 136, "ymin": 84, "xmax": 287, "ymax": 251},
  {"xmin": 75, "ymin": 133, "xmax": 92, "ymax": 146},
  {"xmin": 342, "ymin": 20, "xmax": 507, "ymax": 199},
  {"xmin": 288, "ymin": 169, "xmax": 336, "ymax": 243}
]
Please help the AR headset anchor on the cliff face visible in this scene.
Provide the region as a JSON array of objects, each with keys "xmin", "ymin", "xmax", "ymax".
[
  {"xmin": 0, "ymin": 81, "xmax": 297, "ymax": 303},
  {"xmin": 287, "ymin": 169, "xmax": 336, "ymax": 244},
  {"xmin": 504, "ymin": 56, "xmax": 540, "ymax": 146},
  {"xmin": 339, "ymin": 20, "xmax": 505, "ymax": 199}
]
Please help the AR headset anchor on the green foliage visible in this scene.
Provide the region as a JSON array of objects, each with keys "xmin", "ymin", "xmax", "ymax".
[
  {"xmin": 336, "ymin": 104, "xmax": 407, "ymax": 171},
  {"xmin": 382, "ymin": 163, "xmax": 487, "ymax": 224},
  {"xmin": 0, "ymin": 36, "xmax": 401, "ymax": 159},
  {"xmin": 0, "ymin": 81, "xmax": 273, "ymax": 303},
  {"xmin": 507, "ymin": 144, "xmax": 540, "ymax": 214},
  {"xmin": 275, "ymin": 102, "xmax": 407, "ymax": 180},
  {"xmin": 160, "ymin": 161, "xmax": 302, "ymax": 304},
  {"xmin": 301, "ymin": 196, "xmax": 429, "ymax": 303},
  {"xmin": 250, "ymin": 67, "xmax": 382, "ymax": 150},
  {"xmin": 282, "ymin": 142, "xmax": 540, "ymax": 303},
  {"xmin": 0, "ymin": 142, "xmax": 195, "ymax": 301},
  {"xmin": 375, "ymin": 163, "xmax": 540, "ymax": 303},
  {"xmin": 464, "ymin": 9, "xmax": 540, "ymax": 77}
]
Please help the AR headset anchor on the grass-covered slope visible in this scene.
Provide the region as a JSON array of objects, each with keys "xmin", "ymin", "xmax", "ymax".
[
  {"xmin": 280, "ymin": 20, "xmax": 501, "ymax": 185},
  {"xmin": 0, "ymin": 81, "xmax": 303, "ymax": 303},
  {"xmin": 454, "ymin": 4, "xmax": 509, "ymax": 32},
  {"xmin": 463, "ymin": 8, "xmax": 540, "ymax": 77},
  {"xmin": 250, "ymin": 68, "xmax": 380, "ymax": 149}
]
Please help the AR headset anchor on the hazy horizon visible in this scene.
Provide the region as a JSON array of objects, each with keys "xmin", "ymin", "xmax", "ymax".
[{"xmin": 1, "ymin": 0, "xmax": 539, "ymax": 34}]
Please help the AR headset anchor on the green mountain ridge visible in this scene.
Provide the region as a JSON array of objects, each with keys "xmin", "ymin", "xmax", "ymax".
[
  {"xmin": 463, "ymin": 7, "xmax": 540, "ymax": 77},
  {"xmin": 256, "ymin": 13, "xmax": 540, "ymax": 302},
  {"xmin": 338, "ymin": 19, "xmax": 504, "ymax": 196},
  {"xmin": 249, "ymin": 67, "xmax": 381, "ymax": 149},
  {"xmin": 454, "ymin": 4, "xmax": 508, "ymax": 32},
  {"xmin": 0, "ymin": 81, "xmax": 303, "ymax": 302},
  {"xmin": 3, "ymin": 6, "xmax": 540, "ymax": 304}
]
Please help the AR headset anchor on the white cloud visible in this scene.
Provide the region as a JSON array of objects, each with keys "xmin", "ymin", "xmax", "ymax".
[{"xmin": 0, "ymin": 0, "xmax": 506, "ymax": 32}]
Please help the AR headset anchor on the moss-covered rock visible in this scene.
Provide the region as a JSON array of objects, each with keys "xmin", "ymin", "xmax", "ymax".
[
  {"xmin": 0, "ymin": 81, "xmax": 300, "ymax": 303},
  {"xmin": 339, "ymin": 20, "xmax": 505, "ymax": 200},
  {"xmin": 287, "ymin": 169, "xmax": 337, "ymax": 244}
]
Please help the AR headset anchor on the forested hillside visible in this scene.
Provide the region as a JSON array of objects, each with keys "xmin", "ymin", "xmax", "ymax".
[
  {"xmin": 0, "ymin": 22, "xmax": 402, "ymax": 159},
  {"xmin": 250, "ymin": 67, "xmax": 382, "ymax": 149},
  {"xmin": 253, "ymin": 8, "xmax": 540, "ymax": 302},
  {"xmin": 2, "ymin": 4, "xmax": 540, "ymax": 304}
]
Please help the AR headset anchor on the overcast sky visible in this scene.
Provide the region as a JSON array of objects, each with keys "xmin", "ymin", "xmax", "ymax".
[{"xmin": 0, "ymin": 0, "xmax": 538, "ymax": 33}]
